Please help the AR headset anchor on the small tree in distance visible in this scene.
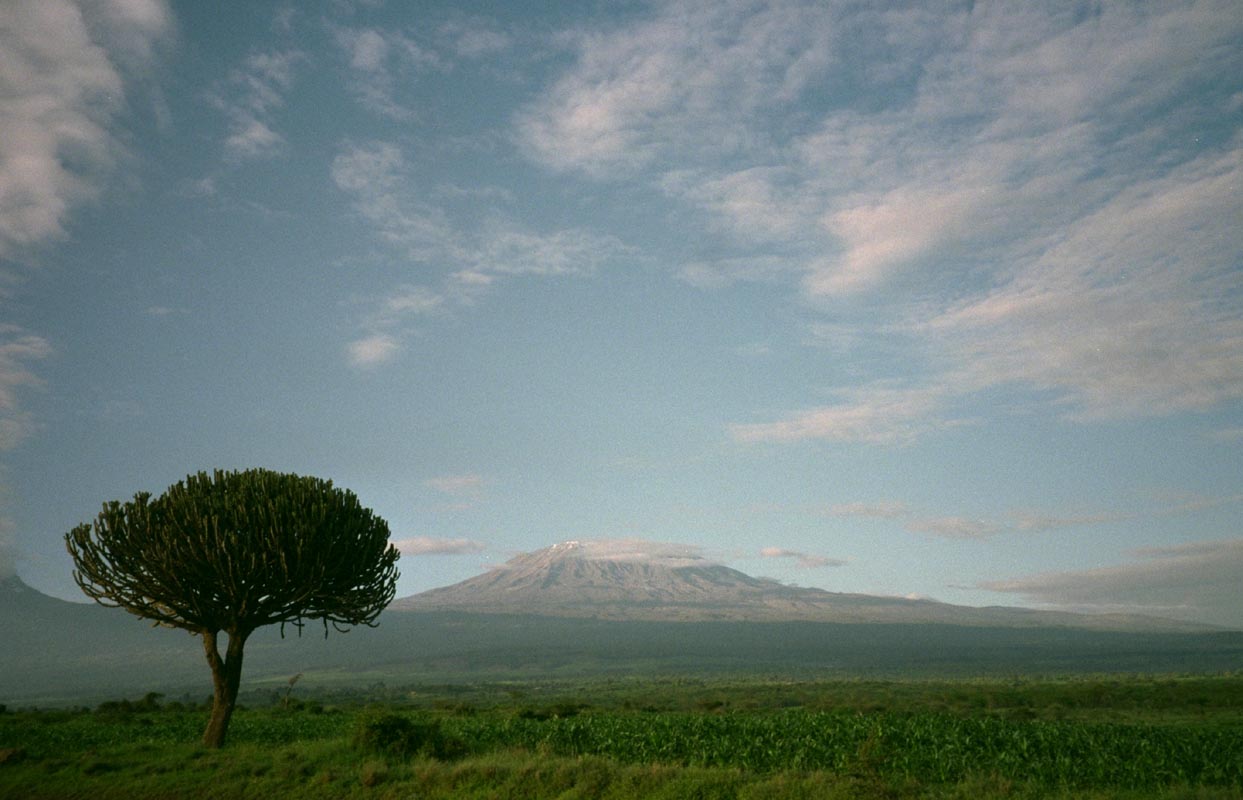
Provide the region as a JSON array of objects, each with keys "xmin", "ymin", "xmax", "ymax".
[{"xmin": 65, "ymin": 469, "xmax": 400, "ymax": 747}]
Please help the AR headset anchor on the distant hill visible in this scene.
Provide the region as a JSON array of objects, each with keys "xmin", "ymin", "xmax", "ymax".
[
  {"xmin": 392, "ymin": 541, "xmax": 1215, "ymax": 633},
  {"xmin": 5, "ymin": 555, "xmax": 1241, "ymax": 707},
  {"xmin": 0, "ymin": 575, "xmax": 207, "ymax": 701}
]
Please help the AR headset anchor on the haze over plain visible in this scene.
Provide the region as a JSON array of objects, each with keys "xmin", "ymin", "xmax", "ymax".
[{"xmin": 1, "ymin": 0, "xmax": 1240, "ymax": 629}]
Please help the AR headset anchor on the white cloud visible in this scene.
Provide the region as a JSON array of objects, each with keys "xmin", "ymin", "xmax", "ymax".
[
  {"xmin": 980, "ymin": 538, "xmax": 1243, "ymax": 629},
  {"xmin": 471, "ymin": 225, "xmax": 630, "ymax": 278},
  {"xmin": 394, "ymin": 536, "xmax": 485, "ymax": 556},
  {"xmin": 217, "ymin": 49, "xmax": 303, "ymax": 160},
  {"xmin": 923, "ymin": 146, "xmax": 1243, "ymax": 420},
  {"xmin": 522, "ymin": 2, "xmax": 1243, "ymax": 434},
  {"xmin": 333, "ymin": 139, "xmax": 633, "ymax": 364},
  {"xmin": 0, "ymin": 0, "xmax": 171, "ymax": 259},
  {"xmin": 516, "ymin": 0, "xmax": 835, "ymax": 176},
  {"xmin": 333, "ymin": 26, "xmax": 443, "ymax": 121},
  {"xmin": 380, "ymin": 285, "xmax": 444, "ymax": 318},
  {"xmin": 760, "ymin": 546, "xmax": 847, "ymax": 569},
  {"xmin": 729, "ymin": 385, "xmax": 950, "ymax": 445},
  {"xmin": 225, "ymin": 117, "xmax": 282, "ymax": 158},
  {"xmin": 331, "ymin": 141, "xmax": 459, "ymax": 262},
  {"xmin": 424, "ymin": 474, "xmax": 483, "ymax": 495},
  {"xmin": 0, "ymin": 328, "xmax": 53, "ymax": 450},
  {"xmin": 346, "ymin": 333, "xmax": 400, "ymax": 367}
]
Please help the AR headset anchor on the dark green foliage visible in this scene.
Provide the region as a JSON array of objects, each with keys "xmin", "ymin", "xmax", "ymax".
[
  {"xmin": 459, "ymin": 710, "xmax": 1243, "ymax": 788},
  {"xmin": 63, "ymin": 469, "xmax": 400, "ymax": 748},
  {"xmin": 352, "ymin": 712, "xmax": 465, "ymax": 760},
  {"xmin": 65, "ymin": 469, "xmax": 399, "ymax": 637}
]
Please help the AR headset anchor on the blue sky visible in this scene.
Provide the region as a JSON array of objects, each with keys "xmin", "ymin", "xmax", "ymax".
[{"xmin": 2, "ymin": 0, "xmax": 1241, "ymax": 627}]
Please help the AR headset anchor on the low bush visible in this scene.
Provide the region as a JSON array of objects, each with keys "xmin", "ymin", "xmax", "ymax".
[{"xmin": 351, "ymin": 711, "xmax": 465, "ymax": 761}]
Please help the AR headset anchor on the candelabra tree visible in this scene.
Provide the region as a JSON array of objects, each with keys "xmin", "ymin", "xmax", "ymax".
[{"xmin": 66, "ymin": 469, "xmax": 400, "ymax": 747}]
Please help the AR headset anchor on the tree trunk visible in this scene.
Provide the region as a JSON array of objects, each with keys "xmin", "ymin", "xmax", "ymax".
[{"xmin": 202, "ymin": 628, "xmax": 248, "ymax": 748}]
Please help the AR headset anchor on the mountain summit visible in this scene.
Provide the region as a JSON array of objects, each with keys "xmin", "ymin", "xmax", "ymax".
[
  {"xmin": 391, "ymin": 540, "xmax": 1210, "ymax": 632},
  {"xmin": 394, "ymin": 540, "xmax": 781, "ymax": 615}
]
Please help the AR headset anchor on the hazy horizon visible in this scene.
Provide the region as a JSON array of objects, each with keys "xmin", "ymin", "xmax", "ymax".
[{"xmin": 1, "ymin": 1, "xmax": 1240, "ymax": 629}]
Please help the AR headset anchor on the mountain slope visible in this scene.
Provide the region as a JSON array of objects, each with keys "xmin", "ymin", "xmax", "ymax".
[
  {"xmin": 392, "ymin": 541, "xmax": 1214, "ymax": 632},
  {"xmin": 4, "ymin": 572, "xmax": 1241, "ymax": 705}
]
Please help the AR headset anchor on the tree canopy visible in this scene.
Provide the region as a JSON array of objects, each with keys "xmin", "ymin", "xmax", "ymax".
[{"xmin": 66, "ymin": 468, "xmax": 400, "ymax": 746}]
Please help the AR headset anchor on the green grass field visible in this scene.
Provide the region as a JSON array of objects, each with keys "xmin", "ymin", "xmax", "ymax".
[{"xmin": 2, "ymin": 674, "xmax": 1241, "ymax": 799}]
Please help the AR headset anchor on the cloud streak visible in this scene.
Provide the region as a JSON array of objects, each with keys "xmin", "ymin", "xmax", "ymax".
[
  {"xmin": 814, "ymin": 493, "xmax": 1223, "ymax": 541},
  {"xmin": 424, "ymin": 474, "xmax": 484, "ymax": 495},
  {"xmin": 394, "ymin": 536, "xmax": 486, "ymax": 556},
  {"xmin": 980, "ymin": 539, "xmax": 1243, "ymax": 629},
  {"xmin": 760, "ymin": 547, "xmax": 847, "ymax": 569},
  {"xmin": 730, "ymin": 385, "xmax": 951, "ymax": 445}
]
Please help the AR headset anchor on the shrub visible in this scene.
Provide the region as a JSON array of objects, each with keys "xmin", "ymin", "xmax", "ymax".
[
  {"xmin": 352, "ymin": 712, "xmax": 465, "ymax": 761},
  {"xmin": 359, "ymin": 759, "xmax": 388, "ymax": 787}
]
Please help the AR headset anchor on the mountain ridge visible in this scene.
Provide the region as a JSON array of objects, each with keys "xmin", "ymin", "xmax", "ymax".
[{"xmin": 391, "ymin": 541, "xmax": 1216, "ymax": 633}]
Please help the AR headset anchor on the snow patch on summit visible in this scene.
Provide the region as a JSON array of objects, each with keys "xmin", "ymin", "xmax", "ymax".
[{"xmin": 569, "ymin": 538, "xmax": 709, "ymax": 568}]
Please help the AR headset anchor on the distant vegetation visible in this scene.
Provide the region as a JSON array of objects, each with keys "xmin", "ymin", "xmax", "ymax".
[{"xmin": 2, "ymin": 674, "xmax": 1241, "ymax": 799}]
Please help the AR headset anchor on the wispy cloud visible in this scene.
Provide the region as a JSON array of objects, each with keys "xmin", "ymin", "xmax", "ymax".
[
  {"xmin": 346, "ymin": 333, "xmax": 400, "ymax": 368},
  {"xmin": 520, "ymin": 1, "xmax": 1243, "ymax": 436},
  {"xmin": 440, "ymin": 18, "xmax": 511, "ymax": 59},
  {"xmin": 393, "ymin": 536, "xmax": 485, "ymax": 556},
  {"xmin": 876, "ymin": 494, "xmax": 1227, "ymax": 541},
  {"xmin": 1008, "ymin": 511, "xmax": 1137, "ymax": 532},
  {"xmin": 424, "ymin": 474, "xmax": 484, "ymax": 495},
  {"xmin": 824, "ymin": 502, "xmax": 909, "ymax": 519},
  {"xmin": 729, "ymin": 385, "xmax": 951, "ymax": 445},
  {"xmin": 922, "ymin": 147, "xmax": 1243, "ymax": 421},
  {"xmin": 332, "ymin": 26, "xmax": 442, "ymax": 121},
  {"xmin": 0, "ymin": 328, "xmax": 53, "ymax": 450},
  {"xmin": 215, "ymin": 49, "xmax": 304, "ymax": 160},
  {"xmin": 980, "ymin": 538, "xmax": 1243, "ymax": 628},
  {"xmin": 0, "ymin": 0, "xmax": 171, "ymax": 259},
  {"xmin": 517, "ymin": 0, "xmax": 834, "ymax": 176},
  {"xmin": 903, "ymin": 516, "xmax": 1005, "ymax": 540},
  {"xmin": 760, "ymin": 546, "xmax": 847, "ymax": 569},
  {"xmin": 333, "ymin": 139, "xmax": 631, "ymax": 365}
]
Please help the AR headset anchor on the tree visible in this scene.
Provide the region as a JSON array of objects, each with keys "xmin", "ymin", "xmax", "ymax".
[{"xmin": 65, "ymin": 469, "xmax": 400, "ymax": 747}]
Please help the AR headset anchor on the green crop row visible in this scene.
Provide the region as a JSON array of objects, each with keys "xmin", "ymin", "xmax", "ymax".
[{"xmin": 446, "ymin": 709, "xmax": 1243, "ymax": 789}]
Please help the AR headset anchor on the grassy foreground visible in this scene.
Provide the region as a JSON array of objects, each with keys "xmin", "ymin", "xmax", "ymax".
[{"xmin": 2, "ymin": 675, "xmax": 1241, "ymax": 799}]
